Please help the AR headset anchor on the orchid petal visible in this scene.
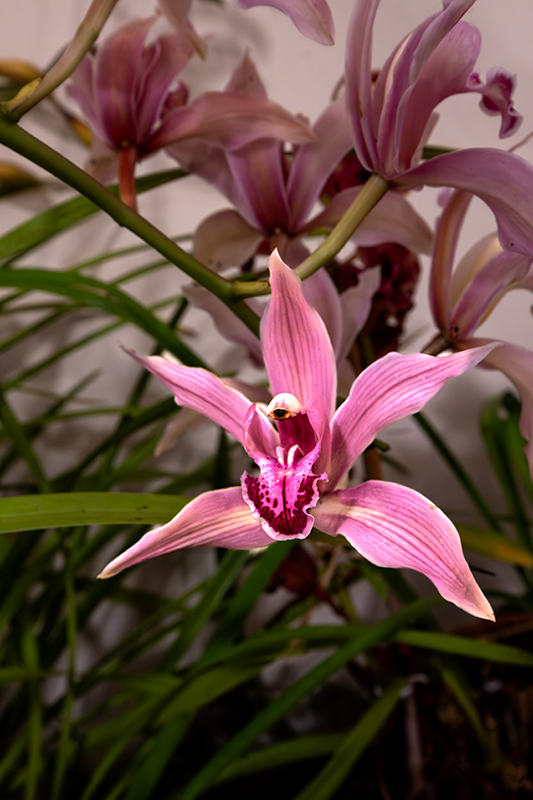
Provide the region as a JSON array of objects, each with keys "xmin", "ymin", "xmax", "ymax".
[
  {"xmin": 226, "ymin": 141, "xmax": 292, "ymax": 232},
  {"xmin": 193, "ymin": 209, "xmax": 264, "ymax": 271},
  {"xmin": 238, "ymin": 0, "xmax": 335, "ymax": 45},
  {"xmin": 475, "ymin": 67, "xmax": 522, "ymax": 138},
  {"xmin": 310, "ymin": 187, "xmax": 433, "ymax": 254},
  {"xmin": 345, "ymin": 0, "xmax": 381, "ymax": 172},
  {"xmin": 288, "ymin": 98, "xmax": 353, "ymax": 229},
  {"xmin": 329, "ymin": 345, "xmax": 498, "ymax": 487},
  {"xmin": 129, "ymin": 352, "xmax": 268, "ymax": 445},
  {"xmin": 183, "ymin": 284, "xmax": 265, "ymax": 366},
  {"xmin": 302, "ymin": 269, "xmax": 343, "ymax": 359},
  {"xmin": 262, "ymin": 251, "xmax": 336, "ymax": 425},
  {"xmin": 98, "ymin": 487, "xmax": 271, "ymax": 577},
  {"xmin": 149, "ymin": 91, "xmax": 314, "ymax": 152},
  {"xmin": 466, "ymin": 338, "xmax": 533, "ymax": 480},
  {"xmin": 452, "ymin": 250, "xmax": 531, "ymax": 337},
  {"xmin": 224, "ymin": 51, "xmax": 268, "ymax": 98},
  {"xmin": 429, "ymin": 190, "xmax": 473, "ymax": 332},
  {"xmin": 313, "ymin": 482, "xmax": 494, "ymax": 620},
  {"xmin": 337, "ymin": 266, "xmax": 381, "ymax": 364},
  {"xmin": 395, "ymin": 149, "xmax": 533, "ymax": 259}
]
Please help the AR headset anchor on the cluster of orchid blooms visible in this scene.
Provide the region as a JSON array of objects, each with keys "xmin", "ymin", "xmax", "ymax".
[{"xmin": 63, "ymin": 0, "xmax": 533, "ymax": 623}]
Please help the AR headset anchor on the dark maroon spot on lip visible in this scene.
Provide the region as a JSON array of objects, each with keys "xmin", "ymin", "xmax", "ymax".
[{"xmin": 242, "ymin": 471, "xmax": 318, "ymax": 539}]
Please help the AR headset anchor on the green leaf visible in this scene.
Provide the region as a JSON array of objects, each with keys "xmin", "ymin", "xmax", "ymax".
[
  {"xmin": 0, "ymin": 492, "xmax": 188, "ymax": 533},
  {"xmin": 173, "ymin": 598, "xmax": 437, "ymax": 800},
  {"xmin": 0, "ymin": 168, "xmax": 187, "ymax": 263},
  {"xmin": 457, "ymin": 524, "xmax": 533, "ymax": 567},
  {"xmin": 293, "ymin": 679, "xmax": 405, "ymax": 800},
  {"xmin": 394, "ymin": 630, "xmax": 533, "ymax": 666}
]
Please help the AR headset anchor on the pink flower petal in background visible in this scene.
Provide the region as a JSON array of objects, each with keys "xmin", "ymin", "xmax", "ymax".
[{"xmin": 238, "ymin": 0, "xmax": 335, "ymax": 45}]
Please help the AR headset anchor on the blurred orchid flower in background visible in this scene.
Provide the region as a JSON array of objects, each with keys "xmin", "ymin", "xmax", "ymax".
[
  {"xmin": 429, "ymin": 189, "xmax": 533, "ymax": 475},
  {"xmin": 68, "ymin": 20, "xmax": 313, "ymax": 209},
  {"xmin": 100, "ymin": 251, "xmax": 496, "ymax": 621},
  {"xmin": 168, "ymin": 54, "xmax": 433, "ymax": 271},
  {"xmin": 346, "ymin": 0, "xmax": 533, "ymax": 259},
  {"xmin": 238, "ymin": 0, "xmax": 335, "ymax": 45}
]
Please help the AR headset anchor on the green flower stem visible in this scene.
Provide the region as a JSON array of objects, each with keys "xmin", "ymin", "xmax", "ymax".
[
  {"xmin": 2, "ymin": 0, "xmax": 120, "ymax": 121},
  {"xmin": 231, "ymin": 173, "xmax": 390, "ymax": 299},
  {"xmin": 0, "ymin": 112, "xmax": 260, "ymax": 336},
  {"xmin": 295, "ymin": 174, "xmax": 390, "ymax": 281}
]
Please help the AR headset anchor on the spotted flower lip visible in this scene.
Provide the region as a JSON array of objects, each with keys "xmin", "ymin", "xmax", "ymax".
[
  {"xmin": 99, "ymin": 251, "xmax": 497, "ymax": 621},
  {"xmin": 346, "ymin": 0, "xmax": 533, "ymax": 260}
]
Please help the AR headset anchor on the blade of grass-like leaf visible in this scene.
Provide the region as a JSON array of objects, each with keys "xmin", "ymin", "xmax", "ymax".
[
  {"xmin": 415, "ymin": 411, "xmax": 502, "ymax": 532},
  {"xmin": 0, "ymin": 492, "xmax": 188, "ymax": 533},
  {"xmin": 172, "ymin": 598, "xmax": 437, "ymax": 800},
  {"xmin": 20, "ymin": 610, "xmax": 42, "ymax": 800},
  {"xmin": 202, "ymin": 542, "xmax": 294, "ymax": 660},
  {"xmin": 0, "ymin": 388, "xmax": 49, "ymax": 492},
  {"xmin": 457, "ymin": 523, "xmax": 533, "ymax": 567},
  {"xmin": 0, "ymin": 168, "xmax": 187, "ymax": 263},
  {"xmin": 480, "ymin": 397, "xmax": 533, "ymax": 553},
  {"xmin": 293, "ymin": 679, "xmax": 405, "ymax": 800},
  {"xmin": 122, "ymin": 717, "xmax": 192, "ymax": 800},
  {"xmin": 394, "ymin": 630, "xmax": 533, "ymax": 665},
  {"xmin": 214, "ymin": 733, "xmax": 346, "ymax": 785},
  {"xmin": 0, "ymin": 268, "xmax": 205, "ymax": 367},
  {"xmin": 435, "ymin": 658, "xmax": 492, "ymax": 752},
  {"xmin": 157, "ymin": 550, "xmax": 249, "ymax": 670}
]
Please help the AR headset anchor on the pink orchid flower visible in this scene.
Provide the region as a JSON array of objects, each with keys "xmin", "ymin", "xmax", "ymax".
[
  {"xmin": 430, "ymin": 189, "xmax": 533, "ymax": 475},
  {"xmin": 99, "ymin": 251, "xmax": 496, "ymax": 621},
  {"xmin": 238, "ymin": 0, "xmax": 335, "ymax": 45},
  {"xmin": 168, "ymin": 53, "xmax": 433, "ymax": 273},
  {"xmin": 346, "ymin": 0, "xmax": 533, "ymax": 259},
  {"xmin": 68, "ymin": 19, "xmax": 313, "ymax": 208}
]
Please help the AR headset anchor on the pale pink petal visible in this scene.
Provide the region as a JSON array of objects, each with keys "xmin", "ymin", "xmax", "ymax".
[
  {"xmin": 310, "ymin": 187, "xmax": 433, "ymax": 254},
  {"xmin": 288, "ymin": 98, "xmax": 353, "ymax": 228},
  {"xmin": 345, "ymin": 0, "xmax": 381, "ymax": 172},
  {"xmin": 329, "ymin": 345, "xmax": 498, "ymax": 487},
  {"xmin": 98, "ymin": 487, "xmax": 271, "ymax": 577},
  {"xmin": 262, "ymin": 251, "xmax": 336, "ymax": 425},
  {"xmin": 452, "ymin": 250, "xmax": 531, "ymax": 337},
  {"xmin": 149, "ymin": 91, "xmax": 314, "ymax": 152},
  {"xmin": 466, "ymin": 338, "xmax": 533, "ymax": 480},
  {"xmin": 395, "ymin": 149, "xmax": 533, "ymax": 259},
  {"xmin": 238, "ymin": 0, "xmax": 335, "ymax": 45},
  {"xmin": 192, "ymin": 209, "xmax": 263, "ymax": 271},
  {"xmin": 313, "ymin": 482, "xmax": 494, "ymax": 620},
  {"xmin": 337, "ymin": 266, "xmax": 381, "ymax": 364},
  {"xmin": 129, "ymin": 352, "xmax": 254, "ymax": 444},
  {"xmin": 224, "ymin": 51, "xmax": 268, "ymax": 98},
  {"xmin": 302, "ymin": 269, "xmax": 343, "ymax": 359},
  {"xmin": 183, "ymin": 284, "xmax": 265, "ymax": 366}
]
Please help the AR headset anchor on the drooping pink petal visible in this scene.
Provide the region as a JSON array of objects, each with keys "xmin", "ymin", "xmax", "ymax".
[
  {"xmin": 345, "ymin": 0, "xmax": 381, "ymax": 172},
  {"xmin": 192, "ymin": 209, "xmax": 264, "ymax": 271},
  {"xmin": 309, "ymin": 187, "xmax": 433, "ymax": 254},
  {"xmin": 157, "ymin": 0, "xmax": 207, "ymax": 57},
  {"xmin": 183, "ymin": 284, "xmax": 265, "ymax": 366},
  {"xmin": 238, "ymin": 0, "xmax": 335, "ymax": 45},
  {"xmin": 301, "ymin": 269, "xmax": 343, "ymax": 360},
  {"xmin": 313, "ymin": 482, "xmax": 494, "ymax": 620},
  {"xmin": 129, "ymin": 351, "xmax": 265, "ymax": 445},
  {"xmin": 429, "ymin": 190, "xmax": 473, "ymax": 333},
  {"xmin": 395, "ymin": 149, "xmax": 533, "ymax": 259},
  {"xmin": 226, "ymin": 141, "xmax": 292, "ymax": 233},
  {"xmin": 93, "ymin": 18, "xmax": 154, "ymax": 147},
  {"xmin": 329, "ymin": 345, "xmax": 498, "ymax": 488},
  {"xmin": 262, "ymin": 251, "xmax": 336, "ymax": 426},
  {"xmin": 98, "ymin": 487, "xmax": 271, "ymax": 577},
  {"xmin": 288, "ymin": 98, "xmax": 353, "ymax": 229},
  {"xmin": 465, "ymin": 338, "xmax": 533, "ymax": 480},
  {"xmin": 452, "ymin": 250, "xmax": 532, "ymax": 338},
  {"xmin": 337, "ymin": 266, "xmax": 381, "ymax": 364},
  {"xmin": 149, "ymin": 91, "xmax": 315, "ymax": 152}
]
